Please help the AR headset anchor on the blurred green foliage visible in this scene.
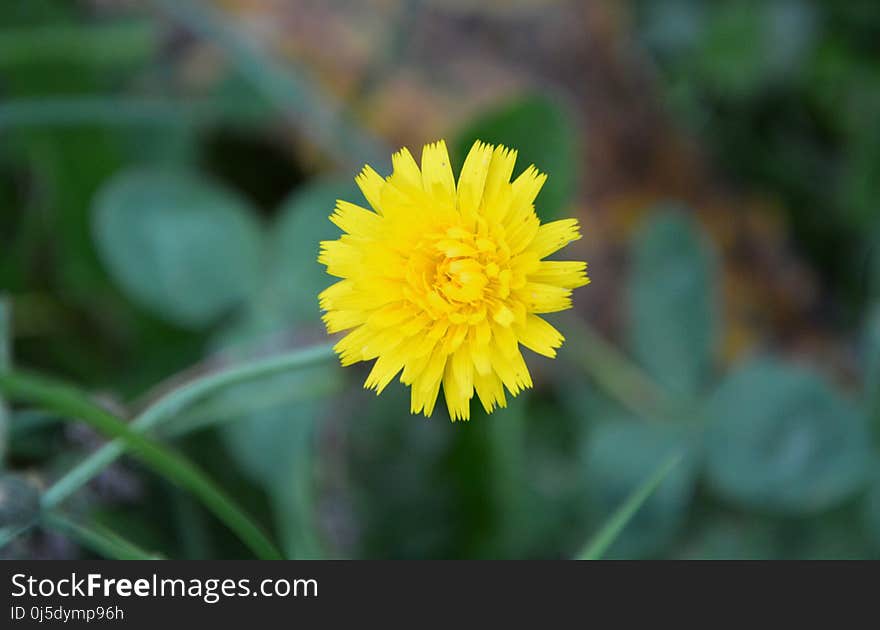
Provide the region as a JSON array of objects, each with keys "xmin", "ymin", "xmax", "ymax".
[
  {"xmin": 0, "ymin": 0, "xmax": 878, "ymax": 560},
  {"xmin": 628, "ymin": 211, "xmax": 717, "ymax": 397},
  {"xmin": 582, "ymin": 421, "xmax": 697, "ymax": 558},
  {"xmin": 705, "ymin": 358, "xmax": 871, "ymax": 514},
  {"xmin": 93, "ymin": 169, "xmax": 264, "ymax": 328},
  {"xmin": 636, "ymin": 0, "xmax": 880, "ymax": 311}
]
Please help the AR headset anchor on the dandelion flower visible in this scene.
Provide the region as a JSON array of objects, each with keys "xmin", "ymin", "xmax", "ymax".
[{"xmin": 318, "ymin": 140, "xmax": 589, "ymax": 421}]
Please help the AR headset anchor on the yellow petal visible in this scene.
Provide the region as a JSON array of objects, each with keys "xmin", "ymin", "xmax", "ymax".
[
  {"xmin": 474, "ymin": 370, "xmax": 507, "ymax": 414},
  {"xmin": 411, "ymin": 348, "xmax": 446, "ymax": 416},
  {"xmin": 489, "ymin": 345, "xmax": 532, "ymax": 395},
  {"xmin": 528, "ymin": 260, "xmax": 589, "ymax": 289},
  {"xmin": 505, "ymin": 166, "xmax": 546, "ymax": 228},
  {"xmin": 443, "ymin": 358, "xmax": 471, "ymax": 421},
  {"xmin": 457, "ymin": 140, "xmax": 492, "ymax": 218},
  {"xmin": 420, "ymin": 140, "xmax": 456, "ymax": 206},
  {"xmin": 391, "ymin": 146, "xmax": 422, "ymax": 188},
  {"xmin": 355, "ymin": 164, "xmax": 385, "ymax": 214},
  {"xmin": 329, "ymin": 200, "xmax": 381, "ymax": 238},
  {"xmin": 364, "ymin": 341, "xmax": 409, "ymax": 394},
  {"xmin": 482, "ymin": 144, "xmax": 517, "ymax": 212},
  {"xmin": 322, "ymin": 309, "xmax": 367, "ymax": 334},
  {"xmin": 527, "ymin": 218, "xmax": 581, "ymax": 258},
  {"xmin": 518, "ymin": 282, "xmax": 573, "ymax": 313},
  {"xmin": 517, "ymin": 314, "xmax": 564, "ymax": 358}
]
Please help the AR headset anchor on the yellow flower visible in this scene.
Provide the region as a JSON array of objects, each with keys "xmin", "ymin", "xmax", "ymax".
[{"xmin": 318, "ymin": 140, "xmax": 589, "ymax": 421}]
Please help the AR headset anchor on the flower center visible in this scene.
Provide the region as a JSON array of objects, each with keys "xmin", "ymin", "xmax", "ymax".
[
  {"xmin": 404, "ymin": 221, "xmax": 514, "ymax": 324},
  {"xmin": 435, "ymin": 257, "xmax": 489, "ymax": 303}
]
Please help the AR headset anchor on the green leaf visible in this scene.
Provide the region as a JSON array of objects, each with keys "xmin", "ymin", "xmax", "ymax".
[
  {"xmin": 0, "ymin": 370, "xmax": 282, "ymax": 559},
  {"xmin": 263, "ymin": 177, "xmax": 359, "ymax": 323},
  {"xmin": 581, "ymin": 420, "xmax": 697, "ymax": 558},
  {"xmin": 628, "ymin": 210, "xmax": 717, "ymax": 397},
  {"xmin": 453, "ymin": 95, "xmax": 578, "ymax": 221},
  {"xmin": 705, "ymin": 358, "xmax": 872, "ymax": 514},
  {"xmin": 92, "ymin": 168, "xmax": 264, "ymax": 328}
]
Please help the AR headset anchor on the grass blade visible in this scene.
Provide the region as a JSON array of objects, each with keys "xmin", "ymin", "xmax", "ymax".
[
  {"xmin": 42, "ymin": 512, "xmax": 162, "ymax": 560},
  {"xmin": 0, "ymin": 371, "xmax": 283, "ymax": 559},
  {"xmin": 43, "ymin": 343, "xmax": 336, "ymax": 508},
  {"xmin": 578, "ymin": 452, "xmax": 684, "ymax": 560}
]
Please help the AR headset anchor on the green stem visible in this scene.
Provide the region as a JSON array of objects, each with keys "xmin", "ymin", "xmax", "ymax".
[
  {"xmin": 578, "ymin": 452, "xmax": 684, "ymax": 560},
  {"xmin": 42, "ymin": 512, "xmax": 162, "ymax": 560},
  {"xmin": 0, "ymin": 371, "xmax": 282, "ymax": 559},
  {"xmin": 164, "ymin": 369, "xmax": 342, "ymax": 438},
  {"xmin": 43, "ymin": 343, "xmax": 336, "ymax": 509}
]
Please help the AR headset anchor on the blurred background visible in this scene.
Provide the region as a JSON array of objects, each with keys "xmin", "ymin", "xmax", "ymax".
[{"xmin": 1, "ymin": 0, "xmax": 879, "ymax": 559}]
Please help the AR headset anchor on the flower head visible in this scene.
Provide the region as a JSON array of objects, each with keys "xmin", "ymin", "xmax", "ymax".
[{"xmin": 318, "ymin": 140, "xmax": 589, "ymax": 421}]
